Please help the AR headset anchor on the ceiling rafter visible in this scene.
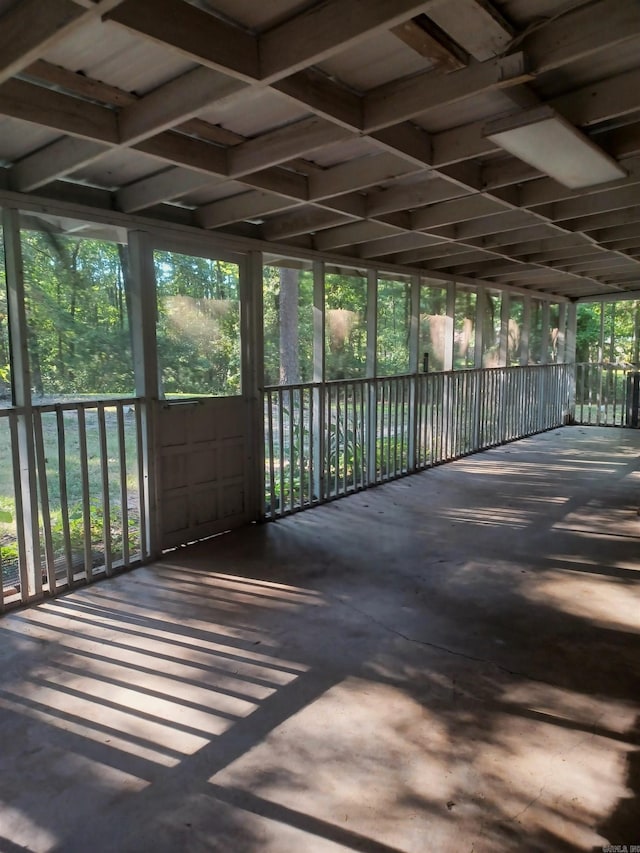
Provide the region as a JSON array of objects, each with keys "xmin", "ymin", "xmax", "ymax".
[
  {"xmin": 0, "ymin": 0, "xmax": 639, "ymax": 298},
  {"xmin": 0, "ymin": 0, "xmax": 126, "ymax": 85}
]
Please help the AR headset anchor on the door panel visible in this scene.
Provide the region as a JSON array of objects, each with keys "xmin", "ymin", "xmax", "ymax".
[{"xmin": 158, "ymin": 397, "xmax": 251, "ymax": 549}]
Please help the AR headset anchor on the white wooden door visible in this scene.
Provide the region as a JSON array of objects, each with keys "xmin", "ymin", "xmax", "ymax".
[
  {"xmin": 157, "ymin": 396, "xmax": 252, "ymax": 549},
  {"xmin": 149, "ymin": 242, "xmax": 259, "ymax": 551}
]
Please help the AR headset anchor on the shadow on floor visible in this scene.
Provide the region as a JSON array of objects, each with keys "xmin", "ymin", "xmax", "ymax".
[{"xmin": 0, "ymin": 427, "xmax": 638, "ymax": 852}]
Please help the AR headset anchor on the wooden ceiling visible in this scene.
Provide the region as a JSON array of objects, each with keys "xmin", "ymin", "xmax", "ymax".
[{"xmin": 1, "ymin": 0, "xmax": 640, "ymax": 299}]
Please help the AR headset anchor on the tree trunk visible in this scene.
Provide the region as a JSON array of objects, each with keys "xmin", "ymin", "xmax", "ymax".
[{"xmin": 279, "ymin": 267, "xmax": 299, "ymax": 385}]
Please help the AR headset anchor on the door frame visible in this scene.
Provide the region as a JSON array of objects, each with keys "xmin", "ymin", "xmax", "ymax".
[{"xmin": 129, "ymin": 232, "xmax": 264, "ymax": 554}]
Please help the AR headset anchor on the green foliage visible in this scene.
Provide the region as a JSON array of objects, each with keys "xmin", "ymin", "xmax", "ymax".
[
  {"xmin": 154, "ymin": 251, "xmax": 241, "ymax": 396},
  {"xmin": 454, "ymin": 289, "xmax": 476, "ymax": 369},
  {"xmin": 21, "ymin": 229, "xmax": 134, "ymax": 399},
  {"xmin": 263, "ymin": 263, "xmax": 314, "ymax": 386},
  {"xmin": 577, "ymin": 301, "xmax": 640, "ymax": 364},
  {"xmin": 325, "ymin": 272, "xmax": 367, "ymax": 380},
  {"xmin": 377, "ymin": 278, "xmax": 411, "ymax": 375}
]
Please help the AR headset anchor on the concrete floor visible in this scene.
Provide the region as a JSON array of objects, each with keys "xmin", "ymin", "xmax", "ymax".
[{"xmin": 0, "ymin": 426, "xmax": 639, "ymax": 853}]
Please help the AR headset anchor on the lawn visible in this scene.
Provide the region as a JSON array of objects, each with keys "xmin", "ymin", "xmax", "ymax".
[{"xmin": 0, "ymin": 402, "xmax": 144, "ymax": 594}]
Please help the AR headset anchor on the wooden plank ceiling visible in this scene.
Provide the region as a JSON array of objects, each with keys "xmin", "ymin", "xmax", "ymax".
[{"xmin": 1, "ymin": 0, "xmax": 640, "ymax": 299}]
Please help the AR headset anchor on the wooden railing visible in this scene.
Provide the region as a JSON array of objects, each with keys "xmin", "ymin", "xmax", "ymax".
[{"xmin": 264, "ymin": 363, "xmax": 573, "ymax": 518}]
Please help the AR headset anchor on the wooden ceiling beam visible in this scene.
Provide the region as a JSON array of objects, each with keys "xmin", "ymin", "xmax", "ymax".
[
  {"xmin": 261, "ymin": 209, "xmax": 355, "ymax": 241},
  {"xmin": 0, "ymin": 0, "xmax": 125, "ymax": 85},
  {"xmin": 455, "ymin": 210, "xmax": 537, "ymax": 240},
  {"xmin": 228, "ymin": 117, "xmax": 353, "ymax": 178},
  {"xmin": 258, "ymin": 0, "xmax": 441, "ymax": 80},
  {"xmin": 593, "ymin": 223, "xmax": 640, "ymax": 244},
  {"xmin": 105, "ymin": 0, "xmax": 260, "ymax": 80},
  {"xmin": 116, "ymin": 168, "xmax": 226, "ymax": 213},
  {"xmin": 118, "ymin": 67, "xmax": 246, "ymax": 145},
  {"xmin": 0, "ymin": 78, "xmax": 119, "ymax": 143},
  {"xmin": 369, "ymin": 123, "xmax": 434, "ymax": 168},
  {"xmin": 425, "ymin": 0, "xmax": 513, "ymax": 62},
  {"xmin": 421, "ymin": 249, "xmax": 492, "ymax": 270},
  {"xmin": 196, "ymin": 191, "xmax": 300, "ymax": 229},
  {"xmin": 308, "ymin": 153, "xmax": 419, "ymax": 200},
  {"xmin": 10, "ymin": 138, "xmax": 111, "ymax": 193},
  {"xmin": 390, "ymin": 17, "xmax": 468, "ymax": 71},
  {"xmin": 314, "ymin": 217, "xmax": 411, "ymax": 251},
  {"xmin": 522, "ymin": 0, "xmax": 640, "ymax": 75},
  {"xmin": 543, "ymin": 185, "xmax": 640, "ymax": 223},
  {"xmin": 412, "ymin": 194, "xmax": 504, "ymax": 230},
  {"xmin": 358, "ymin": 233, "xmax": 444, "ymax": 259},
  {"xmin": 364, "ymin": 52, "xmax": 530, "ymax": 132},
  {"xmin": 560, "ymin": 207, "xmax": 640, "ymax": 235},
  {"xmin": 523, "ymin": 247, "xmax": 608, "ymax": 265},
  {"xmin": 272, "ymin": 68, "xmax": 364, "ymax": 131},
  {"xmin": 518, "ymin": 170, "xmax": 636, "ymax": 210},
  {"xmin": 480, "ymin": 224, "xmax": 561, "ymax": 249},
  {"xmin": 366, "ymin": 178, "xmax": 467, "ymax": 217}
]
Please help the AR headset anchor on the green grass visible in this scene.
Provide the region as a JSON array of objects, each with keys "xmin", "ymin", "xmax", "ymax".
[{"xmin": 1, "ymin": 405, "xmax": 143, "ymax": 590}]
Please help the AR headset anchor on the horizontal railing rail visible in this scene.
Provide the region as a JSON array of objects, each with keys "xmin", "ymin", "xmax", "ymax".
[{"xmin": 264, "ymin": 364, "xmax": 572, "ymax": 519}]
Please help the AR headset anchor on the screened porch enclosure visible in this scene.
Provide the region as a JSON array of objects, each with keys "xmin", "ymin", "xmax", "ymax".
[{"xmin": 1, "ymin": 204, "xmax": 585, "ymax": 610}]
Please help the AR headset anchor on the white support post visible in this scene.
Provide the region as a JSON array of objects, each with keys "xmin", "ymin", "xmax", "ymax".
[
  {"xmin": 557, "ymin": 303, "xmax": 567, "ymax": 363},
  {"xmin": 444, "ymin": 281, "xmax": 455, "ymax": 372},
  {"xmin": 366, "ymin": 269, "xmax": 378, "ymax": 379},
  {"xmin": 409, "ymin": 275, "xmax": 421, "ymax": 375},
  {"xmin": 499, "ymin": 290, "xmax": 511, "ymax": 367},
  {"xmin": 598, "ymin": 301, "xmax": 605, "ymax": 363},
  {"xmin": 520, "ymin": 296, "xmax": 531, "ymax": 366},
  {"xmin": 566, "ymin": 301, "xmax": 577, "ymax": 421},
  {"xmin": 408, "ymin": 274, "xmax": 420, "ymax": 471},
  {"xmin": 244, "ymin": 250, "xmax": 266, "ymax": 520},
  {"xmin": 312, "ymin": 260, "xmax": 325, "ymax": 384},
  {"xmin": 474, "ymin": 285, "xmax": 485, "ymax": 369},
  {"xmin": 2, "ymin": 206, "xmax": 42, "ymax": 600},
  {"xmin": 312, "ymin": 260, "xmax": 324, "ymax": 500},
  {"xmin": 366, "ymin": 270, "xmax": 378, "ymax": 484},
  {"xmin": 539, "ymin": 300, "xmax": 550, "ymax": 365},
  {"xmin": 127, "ymin": 230, "xmax": 160, "ymax": 559}
]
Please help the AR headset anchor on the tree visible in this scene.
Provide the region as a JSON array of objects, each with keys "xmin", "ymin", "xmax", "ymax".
[
  {"xmin": 21, "ymin": 229, "xmax": 134, "ymax": 399},
  {"xmin": 279, "ymin": 267, "xmax": 299, "ymax": 385}
]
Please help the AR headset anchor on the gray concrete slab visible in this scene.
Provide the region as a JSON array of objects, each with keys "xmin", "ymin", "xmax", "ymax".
[{"xmin": 0, "ymin": 426, "xmax": 639, "ymax": 852}]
